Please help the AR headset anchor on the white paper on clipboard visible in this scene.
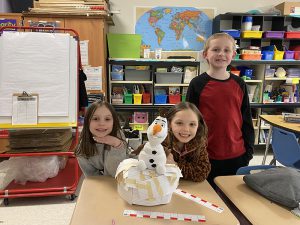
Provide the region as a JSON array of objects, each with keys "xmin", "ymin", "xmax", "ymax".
[{"xmin": 12, "ymin": 92, "xmax": 38, "ymax": 125}]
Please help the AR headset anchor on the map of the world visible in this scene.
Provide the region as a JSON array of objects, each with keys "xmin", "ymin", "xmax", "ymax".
[{"xmin": 135, "ymin": 7, "xmax": 213, "ymax": 51}]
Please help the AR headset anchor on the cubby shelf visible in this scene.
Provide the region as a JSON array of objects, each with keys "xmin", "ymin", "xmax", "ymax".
[{"xmin": 214, "ymin": 13, "xmax": 300, "ymax": 145}]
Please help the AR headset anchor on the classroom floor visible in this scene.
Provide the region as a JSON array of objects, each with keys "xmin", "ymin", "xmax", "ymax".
[{"xmin": 0, "ymin": 151, "xmax": 274, "ymax": 225}]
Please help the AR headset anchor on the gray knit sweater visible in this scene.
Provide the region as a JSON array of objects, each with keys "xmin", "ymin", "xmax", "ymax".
[{"xmin": 77, "ymin": 143, "xmax": 127, "ymax": 177}]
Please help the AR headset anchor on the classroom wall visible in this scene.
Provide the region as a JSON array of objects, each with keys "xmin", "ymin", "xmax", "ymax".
[{"xmin": 109, "ymin": 0, "xmax": 286, "ymax": 33}]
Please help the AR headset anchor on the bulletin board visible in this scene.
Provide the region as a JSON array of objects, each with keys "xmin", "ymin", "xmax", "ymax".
[{"xmin": 0, "ymin": 31, "xmax": 78, "ymax": 128}]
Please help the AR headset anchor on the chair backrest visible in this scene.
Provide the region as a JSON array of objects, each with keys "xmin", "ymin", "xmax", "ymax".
[
  {"xmin": 236, "ymin": 165, "xmax": 276, "ymax": 175},
  {"xmin": 271, "ymin": 127, "xmax": 300, "ymax": 169}
]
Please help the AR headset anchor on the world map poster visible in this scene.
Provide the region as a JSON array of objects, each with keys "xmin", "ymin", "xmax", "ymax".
[{"xmin": 135, "ymin": 7, "xmax": 215, "ymax": 51}]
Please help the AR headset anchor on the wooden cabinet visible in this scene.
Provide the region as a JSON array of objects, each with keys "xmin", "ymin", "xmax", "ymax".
[
  {"xmin": 22, "ymin": 13, "xmax": 109, "ymax": 94},
  {"xmin": 0, "ymin": 13, "xmax": 23, "ymax": 26}
]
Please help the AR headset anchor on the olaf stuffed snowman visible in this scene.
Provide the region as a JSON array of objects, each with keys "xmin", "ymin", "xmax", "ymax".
[{"xmin": 137, "ymin": 116, "xmax": 168, "ymax": 175}]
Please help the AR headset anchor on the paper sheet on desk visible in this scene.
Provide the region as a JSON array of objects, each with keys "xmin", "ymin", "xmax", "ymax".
[{"xmin": 0, "ymin": 32, "xmax": 70, "ymax": 117}]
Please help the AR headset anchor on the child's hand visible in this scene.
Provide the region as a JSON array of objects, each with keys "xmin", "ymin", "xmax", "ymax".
[{"xmin": 93, "ymin": 135, "xmax": 123, "ymax": 149}]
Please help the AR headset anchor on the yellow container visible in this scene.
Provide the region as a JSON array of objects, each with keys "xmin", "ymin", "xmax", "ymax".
[
  {"xmin": 129, "ymin": 123, "xmax": 149, "ymax": 131},
  {"xmin": 273, "ymin": 46, "xmax": 284, "ymax": 60},
  {"xmin": 133, "ymin": 94, "xmax": 142, "ymax": 104},
  {"xmin": 241, "ymin": 31, "xmax": 263, "ymax": 38}
]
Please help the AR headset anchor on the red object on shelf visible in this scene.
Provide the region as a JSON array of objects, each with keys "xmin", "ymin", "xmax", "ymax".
[
  {"xmin": 240, "ymin": 54, "xmax": 262, "ymax": 60},
  {"xmin": 169, "ymin": 95, "xmax": 181, "ymax": 104},
  {"xmin": 142, "ymin": 93, "xmax": 151, "ymax": 104},
  {"xmin": 285, "ymin": 32, "xmax": 300, "ymax": 39},
  {"xmin": 294, "ymin": 51, "xmax": 300, "ymax": 60}
]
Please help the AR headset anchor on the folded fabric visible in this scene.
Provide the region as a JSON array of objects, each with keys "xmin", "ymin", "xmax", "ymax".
[{"xmin": 243, "ymin": 167, "xmax": 300, "ymax": 217}]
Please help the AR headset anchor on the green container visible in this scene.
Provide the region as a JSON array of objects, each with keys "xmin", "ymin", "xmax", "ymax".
[
  {"xmin": 107, "ymin": 33, "xmax": 142, "ymax": 58},
  {"xmin": 124, "ymin": 94, "xmax": 133, "ymax": 104},
  {"xmin": 182, "ymin": 95, "xmax": 186, "ymax": 102}
]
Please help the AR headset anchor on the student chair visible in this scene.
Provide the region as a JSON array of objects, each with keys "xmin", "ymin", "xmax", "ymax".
[
  {"xmin": 236, "ymin": 165, "xmax": 276, "ymax": 175},
  {"xmin": 271, "ymin": 127, "xmax": 300, "ymax": 169}
]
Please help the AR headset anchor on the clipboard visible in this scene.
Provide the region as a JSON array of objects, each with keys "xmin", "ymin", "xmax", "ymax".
[{"xmin": 12, "ymin": 91, "xmax": 38, "ymax": 125}]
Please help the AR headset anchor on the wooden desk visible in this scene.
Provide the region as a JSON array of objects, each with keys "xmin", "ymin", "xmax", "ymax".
[
  {"xmin": 214, "ymin": 175, "xmax": 299, "ymax": 225},
  {"xmin": 70, "ymin": 176, "xmax": 239, "ymax": 225},
  {"xmin": 259, "ymin": 115, "xmax": 300, "ymax": 164}
]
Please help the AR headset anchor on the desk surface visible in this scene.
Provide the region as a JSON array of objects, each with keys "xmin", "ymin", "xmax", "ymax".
[
  {"xmin": 259, "ymin": 115, "xmax": 300, "ymax": 133},
  {"xmin": 215, "ymin": 175, "xmax": 299, "ymax": 225},
  {"xmin": 70, "ymin": 176, "xmax": 239, "ymax": 225}
]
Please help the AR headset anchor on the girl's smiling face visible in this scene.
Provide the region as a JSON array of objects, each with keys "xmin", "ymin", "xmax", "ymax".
[
  {"xmin": 89, "ymin": 106, "xmax": 114, "ymax": 138},
  {"xmin": 170, "ymin": 109, "xmax": 198, "ymax": 143}
]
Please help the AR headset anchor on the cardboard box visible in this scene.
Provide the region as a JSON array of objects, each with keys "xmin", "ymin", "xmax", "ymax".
[{"xmin": 275, "ymin": 2, "xmax": 300, "ymax": 15}]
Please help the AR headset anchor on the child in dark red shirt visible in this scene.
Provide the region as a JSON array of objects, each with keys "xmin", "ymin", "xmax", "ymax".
[{"xmin": 187, "ymin": 33, "xmax": 254, "ymax": 188}]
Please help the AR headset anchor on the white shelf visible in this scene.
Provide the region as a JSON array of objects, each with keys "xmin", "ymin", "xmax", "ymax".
[
  {"xmin": 111, "ymin": 81, "xmax": 152, "ymax": 84},
  {"xmin": 245, "ymin": 80, "xmax": 263, "ymax": 83},
  {"xmin": 154, "ymin": 83, "xmax": 189, "ymax": 87},
  {"xmin": 265, "ymin": 77, "xmax": 287, "ymax": 81}
]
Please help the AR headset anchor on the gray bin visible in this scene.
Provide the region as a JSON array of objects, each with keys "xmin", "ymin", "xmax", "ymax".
[
  {"xmin": 124, "ymin": 69, "xmax": 151, "ymax": 81},
  {"xmin": 156, "ymin": 72, "xmax": 183, "ymax": 84}
]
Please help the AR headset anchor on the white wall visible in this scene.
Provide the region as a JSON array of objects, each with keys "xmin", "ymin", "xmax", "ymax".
[{"xmin": 109, "ymin": 0, "xmax": 288, "ymax": 33}]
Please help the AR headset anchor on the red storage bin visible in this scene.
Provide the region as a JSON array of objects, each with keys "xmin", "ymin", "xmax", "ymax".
[
  {"xmin": 142, "ymin": 93, "xmax": 151, "ymax": 104},
  {"xmin": 294, "ymin": 51, "xmax": 300, "ymax": 60},
  {"xmin": 169, "ymin": 95, "xmax": 181, "ymax": 104},
  {"xmin": 285, "ymin": 32, "xmax": 300, "ymax": 39}
]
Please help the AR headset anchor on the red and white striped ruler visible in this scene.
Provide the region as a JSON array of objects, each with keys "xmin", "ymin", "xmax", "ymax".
[
  {"xmin": 123, "ymin": 210, "xmax": 206, "ymax": 222},
  {"xmin": 174, "ymin": 189, "xmax": 224, "ymax": 213}
]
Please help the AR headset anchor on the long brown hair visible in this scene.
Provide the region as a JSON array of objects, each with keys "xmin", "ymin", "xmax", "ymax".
[
  {"xmin": 166, "ymin": 102, "xmax": 208, "ymax": 154},
  {"xmin": 75, "ymin": 101, "xmax": 123, "ymax": 158}
]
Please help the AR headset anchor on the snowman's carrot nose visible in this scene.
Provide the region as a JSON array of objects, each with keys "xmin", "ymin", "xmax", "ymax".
[{"xmin": 153, "ymin": 124, "xmax": 162, "ymax": 135}]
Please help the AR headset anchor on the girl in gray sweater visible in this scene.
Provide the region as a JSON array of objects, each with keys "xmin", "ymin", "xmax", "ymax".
[{"xmin": 75, "ymin": 101, "xmax": 128, "ymax": 177}]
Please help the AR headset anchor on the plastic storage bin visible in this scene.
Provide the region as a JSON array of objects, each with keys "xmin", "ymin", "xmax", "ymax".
[
  {"xmin": 240, "ymin": 54, "xmax": 262, "ymax": 60},
  {"xmin": 294, "ymin": 51, "xmax": 300, "ymax": 60},
  {"xmin": 111, "ymin": 95, "xmax": 123, "ymax": 104},
  {"xmin": 156, "ymin": 72, "xmax": 183, "ymax": 84},
  {"xmin": 133, "ymin": 94, "xmax": 142, "ymax": 104},
  {"xmin": 155, "ymin": 95, "xmax": 167, "ymax": 104},
  {"xmin": 241, "ymin": 31, "xmax": 263, "ymax": 38},
  {"xmin": 262, "ymin": 51, "xmax": 274, "ymax": 60},
  {"xmin": 169, "ymin": 95, "xmax": 181, "ymax": 104},
  {"xmin": 124, "ymin": 94, "xmax": 133, "ymax": 104},
  {"xmin": 181, "ymin": 95, "xmax": 186, "ymax": 102},
  {"xmin": 265, "ymin": 68, "xmax": 275, "ymax": 77},
  {"xmin": 263, "ymin": 31, "xmax": 285, "ymax": 38},
  {"xmin": 285, "ymin": 32, "xmax": 300, "ymax": 39},
  {"xmin": 129, "ymin": 123, "xmax": 149, "ymax": 131},
  {"xmin": 111, "ymin": 71, "xmax": 124, "ymax": 80},
  {"xmin": 124, "ymin": 69, "xmax": 151, "ymax": 81},
  {"xmin": 273, "ymin": 46, "xmax": 284, "ymax": 60},
  {"xmin": 284, "ymin": 51, "xmax": 295, "ymax": 59},
  {"xmin": 142, "ymin": 93, "xmax": 151, "ymax": 104},
  {"xmin": 222, "ymin": 30, "xmax": 240, "ymax": 38}
]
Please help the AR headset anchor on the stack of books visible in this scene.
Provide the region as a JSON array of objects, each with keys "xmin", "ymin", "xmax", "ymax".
[
  {"xmin": 283, "ymin": 113, "xmax": 300, "ymax": 123},
  {"xmin": 7, "ymin": 128, "xmax": 73, "ymax": 153},
  {"xmin": 30, "ymin": 0, "xmax": 110, "ymax": 15}
]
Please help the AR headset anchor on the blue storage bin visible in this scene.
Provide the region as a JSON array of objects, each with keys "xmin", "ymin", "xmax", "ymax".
[
  {"xmin": 111, "ymin": 71, "xmax": 124, "ymax": 80},
  {"xmin": 222, "ymin": 30, "xmax": 240, "ymax": 38},
  {"xmin": 155, "ymin": 95, "xmax": 167, "ymax": 104},
  {"xmin": 262, "ymin": 51, "xmax": 274, "ymax": 60}
]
